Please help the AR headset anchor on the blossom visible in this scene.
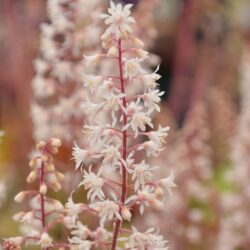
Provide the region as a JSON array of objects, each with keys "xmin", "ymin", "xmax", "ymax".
[
  {"xmin": 125, "ymin": 101, "xmax": 153, "ymax": 136},
  {"xmin": 81, "ymin": 99, "xmax": 104, "ymax": 117},
  {"xmin": 91, "ymin": 200, "xmax": 121, "ymax": 227},
  {"xmin": 38, "ymin": 232, "xmax": 53, "ymax": 249},
  {"xmin": 79, "ymin": 167, "xmax": 105, "ymax": 202},
  {"xmin": 31, "ymin": 76, "xmax": 55, "ymax": 98},
  {"xmin": 101, "ymin": 145, "xmax": 121, "ymax": 166},
  {"xmin": 82, "ymin": 124, "xmax": 104, "ymax": 144},
  {"xmin": 159, "ymin": 170, "xmax": 177, "ymax": 196},
  {"xmin": 124, "ymin": 58, "xmax": 144, "ymax": 79},
  {"xmin": 130, "ymin": 161, "xmax": 156, "ymax": 190},
  {"xmin": 51, "ymin": 60, "xmax": 73, "ymax": 83},
  {"xmin": 70, "ymin": 221, "xmax": 91, "ymax": 240},
  {"xmin": 83, "ymin": 74, "xmax": 103, "ymax": 94},
  {"xmin": 138, "ymin": 140, "xmax": 163, "ymax": 157},
  {"xmin": 129, "ymin": 227, "xmax": 168, "ymax": 250},
  {"xmin": 65, "ymin": 197, "xmax": 83, "ymax": 224},
  {"xmin": 137, "ymin": 186, "xmax": 157, "ymax": 214},
  {"xmin": 69, "ymin": 236, "xmax": 92, "ymax": 250},
  {"xmin": 142, "ymin": 67, "xmax": 161, "ymax": 90},
  {"xmin": 100, "ymin": 1, "xmax": 135, "ymax": 39},
  {"xmin": 84, "ymin": 54, "xmax": 103, "ymax": 66},
  {"xmin": 147, "ymin": 126, "xmax": 170, "ymax": 147},
  {"xmin": 141, "ymin": 89, "xmax": 164, "ymax": 112},
  {"xmin": 72, "ymin": 142, "xmax": 91, "ymax": 169}
]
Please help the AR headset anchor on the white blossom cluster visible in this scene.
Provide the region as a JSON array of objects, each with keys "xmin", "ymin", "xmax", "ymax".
[
  {"xmin": 31, "ymin": 0, "xmax": 103, "ymax": 142},
  {"xmin": 67, "ymin": 2, "xmax": 175, "ymax": 250},
  {"xmin": 3, "ymin": 138, "xmax": 65, "ymax": 250},
  {"xmin": 31, "ymin": 0, "xmax": 160, "ymax": 145}
]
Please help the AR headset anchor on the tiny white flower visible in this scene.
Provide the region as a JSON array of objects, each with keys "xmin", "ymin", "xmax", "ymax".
[
  {"xmin": 142, "ymin": 66, "xmax": 161, "ymax": 90},
  {"xmin": 81, "ymin": 99, "xmax": 104, "ymax": 117},
  {"xmin": 51, "ymin": 60, "xmax": 73, "ymax": 83},
  {"xmin": 79, "ymin": 166, "xmax": 105, "ymax": 202},
  {"xmin": 91, "ymin": 200, "xmax": 121, "ymax": 227},
  {"xmin": 70, "ymin": 221, "xmax": 91, "ymax": 240},
  {"xmin": 159, "ymin": 170, "xmax": 177, "ymax": 196},
  {"xmin": 101, "ymin": 145, "xmax": 121, "ymax": 166},
  {"xmin": 138, "ymin": 140, "xmax": 162, "ymax": 157},
  {"xmin": 38, "ymin": 232, "xmax": 53, "ymax": 249},
  {"xmin": 31, "ymin": 76, "xmax": 55, "ymax": 98},
  {"xmin": 100, "ymin": 2, "xmax": 135, "ymax": 39},
  {"xmin": 65, "ymin": 197, "xmax": 83, "ymax": 224},
  {"xmin": 137, "ymin": 186, "xmax": 156, "ymax": 214},
  {"xmin": 125, "ymin": 101, "xmax": 153, "ymax": 136},
  {"xmin": 83, "ymin": 74, "xmax": 102, "ymax": 94},
  {"xmin": 129, "ymin": 227, "xmax": 168, "ymax": 250},
  {"xmin": 84, "ymin": 54, "xmax": 102, "ymax": 66},
  {"xmin": 147, "ymin": 126, "xmax": 170, "ymax": 147},
  {"xmin": 82, "ymin": 124, "xmax": 104, "ymax": 144},
  {"xmin": 124, "ymin": 58, "xmax": 144, "ymax": 79},
  {"xmin": 141, "ymin": 89, "xmax": 164, "ymax": 112},
  {"xmin": 130, "ymin": 161, "xmax": 156, "ymax": 191},
  {"xmin": 33, "ymin": 58, "xmax": 50, "ymax": 76},
  {"xmin": 69, "ymin": 236, "xmax": 92, "ymax": 250},
  {"xmin": 72, "ymin": 142, "xmax": 90, "ymax": 169}
]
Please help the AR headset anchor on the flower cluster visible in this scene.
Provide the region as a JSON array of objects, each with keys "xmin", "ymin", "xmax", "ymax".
[
  {"xmin": 31, "ymin": 0, "xmax": 160, "ymax": 145},
  {"xmin": 67, "ymin": 2, "xmax": 175, "ymax": 249},
  {"xmin": 3, "ymin": 138, "xmax": 65, "ymax": 250},
  {"xmin": 31, "ymin": 0, "xmax": 103, "ymax": 142}
]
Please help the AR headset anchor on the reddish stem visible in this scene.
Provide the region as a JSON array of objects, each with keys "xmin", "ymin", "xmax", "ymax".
[
  {"xmin": 40, "ymin": 154, "xmax": 49, "ymax": 250},
  {"xmin": 111, "ymin": 39, "xmax": 128, "ymax": 250}
]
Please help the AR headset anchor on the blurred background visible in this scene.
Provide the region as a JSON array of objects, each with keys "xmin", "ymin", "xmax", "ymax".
[{"xmin": 1, "ymin": 0, "xmax": 250, "ymax": 249}]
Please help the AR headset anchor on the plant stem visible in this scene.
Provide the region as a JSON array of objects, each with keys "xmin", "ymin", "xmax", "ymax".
[
  {"xmin": 40, "ymin": 156, "xmax": 48, "ymax": 250},
  {"xmin": 111, "ymin": 38, "xmax": 127, "ymax": 250}
]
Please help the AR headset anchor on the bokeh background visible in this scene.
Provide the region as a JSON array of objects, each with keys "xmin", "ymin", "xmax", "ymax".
[{"xmin": 1, "ymin": 0, "xmax": 250, "ymax": 249}]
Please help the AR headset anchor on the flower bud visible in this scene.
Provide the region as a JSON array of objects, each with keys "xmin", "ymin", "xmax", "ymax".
[
  {"xmin": 36, "ymin": 140, "xmax": 46, "ymax": 150},
  {"xmin": 149, "ymin": 199, "xmax": 164, "ymax": 210},
  {"xmin": 132, "ymin": 37, "xmax": 144, "ymax": 48},
  {"xmin": 45, "ymin": 163, "xmax": 55, "ymax": 172},
  {"xmin": 55, "ymin": 172, "xmax": 65, "ymax": 181},
  {"xmin": 40, "ymin": 183, "xmax": 48, "ymax": 195},
  {"xmin": 107, "ymin": 46, "xmax": 118, "ymax": 56},
  {"xmin": 50, "ymin": 138, "xmax": 62, "ymax": 148},
  {"xmin": 121, "ymin": 207, "xmax": 132, "ymax": 221},
  {"xmin": 51, "ymin": 182, "xmax": 62, "ymax": 192},
  {"xmin": 26, "ymin": 170, "xmax": 38, "ymax": 183},
  {"xmin": 14, "ymin": 192, "xmax": 27, "ymax": 203},
  {"xmin": 48, "ymin": 147, "xmax": 59, "ymax": 155},
  {"xmin": 39, "ymin": 232, "xmax": 53, "ymax": 249},
  {"xmin": 53, "ymin": 200, "xmax": 64, "ymax": 211},
  {"xmin": 29, "ymin": 159, "xmax": 36, "ymax": 168},
  {"xmin": 3, "ymin": 237, "xmax": 23, "ymax": 250},
  {"xmin": 12, "ymin": 212, "xmax": 25, "ymax": 222},
  {"xmin": 154, "ymin": 186, "xmax": 164, "ymax": 199}
]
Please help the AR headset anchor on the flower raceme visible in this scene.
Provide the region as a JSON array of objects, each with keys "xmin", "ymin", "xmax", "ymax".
[
  {"xmin": 3, "ymin": 138, "xmax": 65, "ymax": 250},
  {"xmin": 69, "ymin": 2, "xmax": 176, "ymax": 250}
]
